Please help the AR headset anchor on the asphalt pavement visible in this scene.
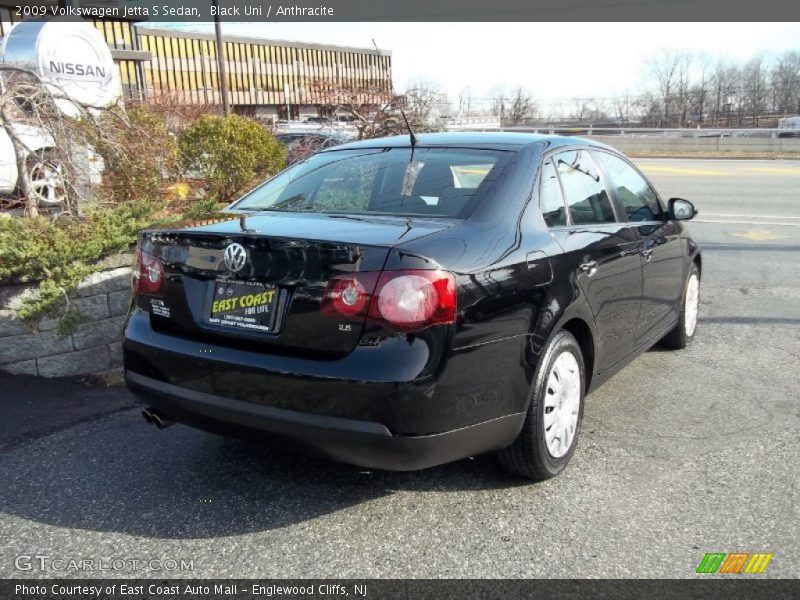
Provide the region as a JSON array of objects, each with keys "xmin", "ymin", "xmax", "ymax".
[{"xmin": 0, "ymin": 158, "xmax": 798, "ymax": 579}]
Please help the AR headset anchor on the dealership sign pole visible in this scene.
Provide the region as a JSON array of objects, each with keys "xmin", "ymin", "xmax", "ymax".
[{"xmin": 211, "ymin": 0, "xmax": 230, "ymax": 116}]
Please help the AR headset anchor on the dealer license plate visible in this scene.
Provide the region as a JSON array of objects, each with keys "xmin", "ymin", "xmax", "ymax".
[{"xmin": 207, "ymin": 279, "xmax": 278, "ymax": 333}]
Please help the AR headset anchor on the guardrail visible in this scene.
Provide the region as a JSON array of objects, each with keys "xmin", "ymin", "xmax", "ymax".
[
  {"xmin": 442, "ymin": 117, "xmax": 502, "ymax": 129},
  {"xmin": 273, "ymin": 121, "xmax": 358, "ymax": 138},
  {"xmin": 454, "ymin": 125, "xmax": 799, "ymax": 138}
]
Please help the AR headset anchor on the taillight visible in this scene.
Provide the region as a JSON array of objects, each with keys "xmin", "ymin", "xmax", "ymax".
[
  {"xmin": 321, "ymin": 270, "xmax": 457, "ymax": 333},
  {"xmin": 132, "ymin": 248, "xmax": 164, "ymax": 295},
  {"xmin": 320, "ymin": 273, "xmax": 379, "ymax": 319}
]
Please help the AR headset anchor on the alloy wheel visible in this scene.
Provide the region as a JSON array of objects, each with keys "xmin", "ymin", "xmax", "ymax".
[{"xmin": 29, "ymin": 157, "xmax": 67, "ymax": 205}]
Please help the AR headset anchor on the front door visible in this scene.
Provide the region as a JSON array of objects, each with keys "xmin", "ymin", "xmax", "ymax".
[
  {"xmin": 592, "ymin": 151, "xmax": 686, "ymax": 344},
  {"xmin": 636, "ymin": 221, "xmax": 686, "ymax": 342}
]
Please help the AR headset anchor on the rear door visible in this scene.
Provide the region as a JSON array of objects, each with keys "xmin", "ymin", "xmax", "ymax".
[
  {"xmin": 544, "ymin": 150, "xmax": 642, "ymax": 372},
  {"xmin": 592, "ymin": 151, "xmax": 686, "ymax": 344}
]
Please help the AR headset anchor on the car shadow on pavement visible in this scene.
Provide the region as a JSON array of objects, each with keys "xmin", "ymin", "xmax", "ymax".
[{"xmin": 0, "ymin": 407, "xmax": 530, "ymax": 540}]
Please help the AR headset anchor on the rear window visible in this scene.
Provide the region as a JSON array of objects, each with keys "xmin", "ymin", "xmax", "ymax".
[{"xmin": 230, "ymin": 147, "xmax": 512, "ymax": 218}]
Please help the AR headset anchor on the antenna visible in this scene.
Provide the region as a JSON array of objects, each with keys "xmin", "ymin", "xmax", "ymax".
[
  {"xmin": 373, "ymin": 36, "xmax": 417, "ymax": 160},
  {"xmin": 400, "ymin": 108, "xmax": 418, "ymax": 162},
  {"xmin": 400, "ymin": 109, "xmax": 418, "ymax": 147}
]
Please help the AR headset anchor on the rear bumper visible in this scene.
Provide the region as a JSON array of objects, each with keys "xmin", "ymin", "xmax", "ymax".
[
  {"xmin": 126, "ymin": 371, "xmax": 523, "ymax": 471},
  {"xmin": 124, "ymin": 308, "xmax": 527, "ymax": 435}
]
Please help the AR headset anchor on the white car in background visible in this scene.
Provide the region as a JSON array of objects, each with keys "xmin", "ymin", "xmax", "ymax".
[
  {"xmin": 0, "ymin": 123, "xmax": 103, "ymax": 205},
  {"xmin": 778, "ymin": 116, "xmax": 800, "ymax": 138}
]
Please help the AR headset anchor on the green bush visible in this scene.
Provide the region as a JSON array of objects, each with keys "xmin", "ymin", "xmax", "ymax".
[
  {"xmin": 178, "ymin": 114, "xmax": 286, "ymax": 201},
  {"xmin": 181, "ymin": 195, "xmax": 227, "ymax": 220},
  {"xmin": 0, "ymin": 200, "xmax": 168, "ymax": 328},
  {"xmin": 0, "ymin": 112, "xmax": 283, "ymax": 333}
]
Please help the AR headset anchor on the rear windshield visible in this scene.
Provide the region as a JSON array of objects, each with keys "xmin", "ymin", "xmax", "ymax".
[{"xmin": 230, "ymin": 147, "xmax": 513, "ymax": 218}]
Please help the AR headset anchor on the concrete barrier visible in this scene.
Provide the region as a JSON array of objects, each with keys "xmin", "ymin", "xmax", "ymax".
[{"xmin": 585, "ymin": 135, "xmax": 800, "ymax": 154}]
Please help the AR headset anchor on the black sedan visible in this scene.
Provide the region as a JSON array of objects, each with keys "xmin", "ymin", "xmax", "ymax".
[{"xmin": 124, "ymin": 133, "xmax": 701, "ymax": 480}]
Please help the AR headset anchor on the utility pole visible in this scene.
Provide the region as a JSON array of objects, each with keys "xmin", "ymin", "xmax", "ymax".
[{"xmin": 212, "ymin": 0, "xmax": 230, "ymax": 116}]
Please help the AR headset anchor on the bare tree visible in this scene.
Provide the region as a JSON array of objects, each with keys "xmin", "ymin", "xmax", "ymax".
[
  {"xmin": 570, "ymin": 97, "xmax": 607, "ymax": 123},
  {"xmin": 0, "ymin": 65, "xmax": 185, "ymax": 218},
  {"xmin": 771, "ymin": 50, "xmax": 800, "ymax": 115},
  {"xmin": 0, "ymin": 67, "xmax": 114, "ymax": 216},
  {"xmin": 457, "ymin": 86, "xmax": 473, "ymax": 118},
  {"xmin": 674, "ymin": 53, "xmax": 693, "ymax": 127},
  {"xmin": 0, "ymin": 77, "xmax": 38, "ymax": 215},
  {"xmin": 645, "ymin": 50, "xmax": 688, "ymax": 127},
  {"xmin": 612, "ymin": 90, "xmax": 635, "ymax": 124},
  {"xmin": 551, "ymin": 48, "xmax": 800, "ymax": 129},
  {"xmin": 741, "ymin": 55, "xmax": 769, "ymax": 125},
  {"xmin": 689, "ymin": 55, "xmax": 712, "ymax": 125},
  {"xmin": 708, "ymin": 60, "xmax": 736, "ymax": 125},
  {"xmin": 307, "ymin": 79, "xmax": 394, "ymax": 139},
  {"xmin": 489, "ymin": 84, "xmax": 507, "ymax": 119},
  {"xmin": 404, "ymin": 79, "xmax": 448, "ymax": 124},
  {"xmin": 308, "ymin": 79, "xmax": 447, "ymax": 139},
  {"xmin": 507, "ymin": 87, "xmax": 536, "ymax": 124}
]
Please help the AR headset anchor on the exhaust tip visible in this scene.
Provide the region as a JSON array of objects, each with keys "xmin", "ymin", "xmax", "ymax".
[{"xmin": 142, "ymin": 408, "xmax": 175, "ymax": 429}]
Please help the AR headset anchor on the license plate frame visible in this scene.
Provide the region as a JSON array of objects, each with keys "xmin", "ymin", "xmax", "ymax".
[{"xmin": 207, "ymin": 279, "xmax": 279, "ymax": 333}]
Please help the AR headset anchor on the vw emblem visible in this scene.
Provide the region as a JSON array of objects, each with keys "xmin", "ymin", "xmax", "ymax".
[{"xmin": 223, "ymin": 243, "xmax": 247, "ymax": 273}]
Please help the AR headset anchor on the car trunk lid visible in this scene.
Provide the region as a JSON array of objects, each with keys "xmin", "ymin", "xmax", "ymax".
[{"xmin": 138, "ymin": 213, "xmax": 452, "ymax": 356}]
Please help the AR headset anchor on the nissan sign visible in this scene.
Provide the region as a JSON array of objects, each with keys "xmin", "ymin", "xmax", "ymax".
[{"xmin": 0, "ymin": 19, "xmax": 121, "ymax": 110}]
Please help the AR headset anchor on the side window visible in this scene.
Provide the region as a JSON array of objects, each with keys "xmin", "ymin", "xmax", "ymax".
[
  {"xmin": 553, "ymin": 150, "xmax": 616, "ymax": 225},
  {"xmin": 594, "ymin": 152, "xmax": 662, "ymax": 222},
  {"xmin": 539, "ymin": 159, "xmax": 567, "ymax": 227}
]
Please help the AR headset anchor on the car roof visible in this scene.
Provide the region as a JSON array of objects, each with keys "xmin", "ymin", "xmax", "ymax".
[{"xmin": 325, "ymin": 132, "xmax": 615, "ymax": 152}]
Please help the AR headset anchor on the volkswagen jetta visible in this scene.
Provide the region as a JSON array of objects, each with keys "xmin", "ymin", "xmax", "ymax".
[{"xmin": 124, "ymin": 133, "xmax": 701, "ymax": 480}]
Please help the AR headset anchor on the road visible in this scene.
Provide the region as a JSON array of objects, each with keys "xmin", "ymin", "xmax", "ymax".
[{"xmin": 0, "ymin": 159, "xmax": 798, "ymax": 579}]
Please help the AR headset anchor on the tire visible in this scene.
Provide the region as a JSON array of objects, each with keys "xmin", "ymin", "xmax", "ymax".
[
  {"xmin": 660, "ymin": 263, "xmax": 700, "ymax": 350},
  {"xmin": 25, "ymin": 149, "xmax": 67, "ymax": 206},
  {"xmin": 497, "ymin": 330, "xmax": 585, "ymax": 480}
]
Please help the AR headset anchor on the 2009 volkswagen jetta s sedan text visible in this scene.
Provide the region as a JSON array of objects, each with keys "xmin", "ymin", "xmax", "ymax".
[{"xmin": 124, "ymin": 133, "xmax": 701, "ymax": 480}]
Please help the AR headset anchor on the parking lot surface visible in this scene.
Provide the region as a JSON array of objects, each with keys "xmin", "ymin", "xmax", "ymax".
[{"xmin": 0, "ymin": 158, "xmax": 798, "ymax": 578}]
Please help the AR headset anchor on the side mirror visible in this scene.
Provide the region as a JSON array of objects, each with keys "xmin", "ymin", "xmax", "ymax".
[{"xmin": 669, "ymin": 198, "xmax": 697, "ymax": 221}]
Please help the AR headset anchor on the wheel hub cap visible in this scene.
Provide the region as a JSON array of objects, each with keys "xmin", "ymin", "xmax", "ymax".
[
  {"xmin": 543, "ymin": 351, "xmax": 581, "ymax": 458},
  {"xmin": 685, "ymin": 273, "xmax": 699, "ymax": 337}
]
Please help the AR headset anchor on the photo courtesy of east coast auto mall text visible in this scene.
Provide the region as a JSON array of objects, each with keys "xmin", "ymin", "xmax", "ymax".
[{"xmin": 0, "ymin": 0, "xmax": 797, "ymax": 598}]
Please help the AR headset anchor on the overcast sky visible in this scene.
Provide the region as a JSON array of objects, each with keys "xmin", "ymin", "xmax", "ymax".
[{"xmin": 145, "ymin": 22, "xmax": 800, "ymax": 109}]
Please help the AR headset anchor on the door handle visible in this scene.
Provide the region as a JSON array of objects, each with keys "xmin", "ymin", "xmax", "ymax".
[
  {"xmin": 641, "ymin": 248, "xmax": 654, "ymax": 262},
  {"xmin": 579, "ymin": 260, "xmax": 598, "ymax": 276}
]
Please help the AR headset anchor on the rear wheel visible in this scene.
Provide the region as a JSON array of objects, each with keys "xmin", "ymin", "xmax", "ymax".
[
  {"xmin": 497, "ymin": 330, "xmax": 585, "ymax": 480},
  {"xmin": 661, "ymin": 263, "xmax": 700, "ymax": 350}
]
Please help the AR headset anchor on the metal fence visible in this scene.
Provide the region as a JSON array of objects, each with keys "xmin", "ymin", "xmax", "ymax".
[{"xmin": 445, "ymin": 125, "xmax": 800, "ymax": 138}]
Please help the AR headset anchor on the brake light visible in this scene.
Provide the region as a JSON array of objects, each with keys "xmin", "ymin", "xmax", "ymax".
[
  {"xmin": 321, "ymin": 270, "xmax": 457, "ymax": 333},
  {"xmin": 132, "ymin": 249, "xmax": 164, "ymax": 295}
]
